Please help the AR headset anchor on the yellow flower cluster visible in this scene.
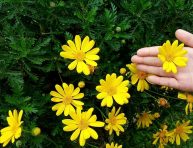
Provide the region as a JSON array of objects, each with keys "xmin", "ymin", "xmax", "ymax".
[
  {"xmin": 1, "ymin": 35, "xmax": 192, "ymax": 148},
  {"xmin": 0, "ymin": 110, "xmax": 23, "ymax": 147},
  {"xmin": 153, "ymin": 121, "xmax": 193, "ymax": 148},
  {"xmin": 50, "ymin": 35, "xmax": 131, "ymax": 147},
  {"xmin": 136, "ymin": 111, "xmax": 160, "ymax": 128}
]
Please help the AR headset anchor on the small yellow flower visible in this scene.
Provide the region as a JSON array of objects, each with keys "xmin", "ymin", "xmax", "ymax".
[
  {"xmin": 96, "ymin": 73, "xmax": 130, "ymax": 107},
  {"xmin": 136, "ymin": 111, "xmax": 159, "ymax": 128},
  {"xmin": 31, "ymin": 127, "xmax": 41, "ymax": 136},
  {"xmin": 78, "ymin": 81, "xmax": 85, "ymax": 88},
  {"xmin": 119, "ymin": 68, "xmax": 126, "ymax": 75},
  {"xmin": 153, "ymin": 125, "xmax": 169, "ymax": 148},
  {"xmin": 158, "ymin": 40, "xmax": 188, "ymax": 73},
  {"xmin": 105, "ymin": 107, "xmax": 127, "ymax": 136},
  {"xmin": 62, "ymin": 108, "xmax": 104, "ymax": 146},
  {"xmin": 106, "ymin": 142, "xmax": 122, "ymax": 148},
  {"xmin": 178, "ymin": 92, "xmax": 193, "ymax": 115},
  {"xmin": 0, "ymin": 110, "xmax": 23, "ymax": 147},
  {"xmin": 60, "ymin": 35, "xmax": 100, "ymax": 75},
  {"xmin": 167, "ymin": 120, "xmax": 193, "ymax": 145},
  {"xmin": 126, "ymin": 63, "xmax": 149, "ymax": 92},
  {"xmin": 50, "ymin": 83, "xmax": 84, "ymax": 116}
]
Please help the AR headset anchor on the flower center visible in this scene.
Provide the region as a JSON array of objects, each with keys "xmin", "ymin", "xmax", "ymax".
[
  {"xmin": 107, "ymin": 86, "xmax": 117, "ymax": 96},
  {"xmin": 187, "ymin": 94, "xmax": 193, "ymax": 103},
  {"xmin": 11, "ymin": 125, "xmax": 19, "ymax": 134},
  {"xmin": 74, "ymin": 51, "xmax": 85, "ymax": 61},
  {"xmin": 63, "ymin": 96, "xmax": 72, "ymax": 105},
  {"xmin": 138, "ymin": 71, "xmax": 147, "ymax": 79},
  {"xmin": 175, "ymin": 126, "xmax": 183, "ymax": 134},
  {"xmin": 109, "ymin": 116, "xmax": 117, "ymax": 125},
  {"xmin": 159, "ymin": 131, "xmax": 166, "ymax": 138},
  {"xmin": 166, "ymin": 54, "xmax": 174, "ymax": 62},
  {"xmin": 79, "ymin": 119, "xmax": 89, "ymax": 130}
]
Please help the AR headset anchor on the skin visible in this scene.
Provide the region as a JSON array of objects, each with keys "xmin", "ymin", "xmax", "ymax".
[{"xmin": 131, "ymin": 29, "xmax": 193, "ymax": 92}]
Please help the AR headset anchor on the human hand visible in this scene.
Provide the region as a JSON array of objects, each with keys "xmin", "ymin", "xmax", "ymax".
[{"xmin": 131, "ymin": 29, "xmax": 193, "ymax": 92}]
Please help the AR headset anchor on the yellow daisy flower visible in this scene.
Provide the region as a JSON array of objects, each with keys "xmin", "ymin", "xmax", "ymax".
[
  {"xmin": 50, "ymin": 83, "xmax": 84, "ymax": 116},
  {"xmin": 62, "ymin": 108, "xmax": 104, "ymax": 146},
  {"xmin": 105, "ymin": 107, "xmax": 127, "ymax": 136},
  {"xmin": 60, "ymin": 35, "xmax": 100, "ymax": 75},
  {"xmin": 126, "ymin": 63, "xmax": 149, "ymax": 92},
  {"xmin": 96, "ymin": 73, "xmax": 130, "ymax": 107},
  {"xmin": 106, "ymin": 142, "xmax": 122, "ymax": 148},
  {"xmin": 153, "ymin": 125, "xmax": 169, "ymax": 148},
  {"xmin": 158, "ymin": 40, "xmax": 188, "ymax": 73},
  {"xmin": 178, "ymin": 92, "xmax": 193, "ymax": 115},
  {"xmin": 0, "ymin": 110, "xmax": 23, "ymax": 147},
  {"xmin": 136, "ymin": 112, "xmax": 159, "ymax": 128},
  {"xmin": 167, "ymin": 120, "xmax": 193, "ymax": 145}
]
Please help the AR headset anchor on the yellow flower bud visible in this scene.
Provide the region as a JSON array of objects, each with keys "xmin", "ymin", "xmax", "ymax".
[
  {"xmin": 32, "ymin": 127, "xmax": 41, "ymax": 136},
  {"xmin": 120, "ymin": 68, "xmax": 126, "ymax": 75},
  {"xmin": 78, "ymin": 81, "xmax": 85, "ymax": 88},
  {"xmin": 153, "ymin": 113, "xmax": 160, "ymax": 118}
]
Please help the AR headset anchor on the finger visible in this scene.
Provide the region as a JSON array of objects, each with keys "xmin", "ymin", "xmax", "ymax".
[
  {"xmin": 147, "ymin": 75, "xmax": 179, "ymax": 89},
  {"xmin": 131, "ymin": 55, "xmax": 162, "ymax": 66},
  {"xmin": 136, "ymin": 64, "xmax": 174, "ymax": 77},
  {"xmin": 175, "ymin": 29, "xmax": 193, "ymax": 47},
  {"xmin": 137, "ymin": 46, "xmax": 159, "ymax": 57}
]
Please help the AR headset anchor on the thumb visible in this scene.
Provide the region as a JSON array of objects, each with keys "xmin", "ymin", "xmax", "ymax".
[{"xmin": 175, "ymin": 29, "xmax": 193, "ymax": 47}]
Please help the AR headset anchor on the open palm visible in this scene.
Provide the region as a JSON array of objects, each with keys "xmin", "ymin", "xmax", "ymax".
[{"xmin": 131, "ymin": 29, "xmax": 193, "ymax": 91}]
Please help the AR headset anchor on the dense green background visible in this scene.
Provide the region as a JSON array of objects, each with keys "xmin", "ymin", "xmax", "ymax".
[{"xmin": 1, "ymin": 0, "xmax": 193, "ymax": 147}]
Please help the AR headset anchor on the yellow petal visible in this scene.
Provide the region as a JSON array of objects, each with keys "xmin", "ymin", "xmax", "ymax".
[
  {"xmin": 60, "ymin": 52, "xmax": 74, "ymax": 59},
  {"xmin": 85, "ymin": 59, "xmax": 97, "ymax": 66},
  {"xmin": 89, "ymin": 121, "xmax": 104, "ymax": 127},
  {"xmin": 67, "ymin": 40, "xmax": 77, "ymax": 51},
  {"xmin": 76, "ymin": 61, "xmax": 83, "ymax": 73},
  {"xmin": 113, "ymin": 94, "xmax": 124, "ymax": 105},
  {"xmin": 82, "ymin": 129, "xmax": 90, "ymax": 139},
  {"xmin": 62, "ymin": 45, "xmax": 76, "ymax": 52},
  {"xmin": 68, "ymin": 60, "xmax": 78, "ymax": 70},
  {"xmin": 72, "ymin": 87, "xmax": 80, "ymax": 96},
  {"xmin": 63, "ymin": 125, "xmax": 78, "ymax": 131},
  {"xmin": 173, "ymin": 57, "xmax": 188, "ymax": 66},
  {"xmin": 176, "ymin": 134, "xmax": 181, "ymax": 145},
  {"xmin": 107, "ymin": 97, "xmax": 113, "ymax": 107},
  {"xmin": 97, "ymin": 92, "xmax": 107, "ymax": 99},
  {"xmin": 73, "ymin": 93, "xmax": 84, "ymax": 99},
  {"xmin": 88, "ymin": 127, "xmax": 98, "ymax": 139},
  {"xmin": 50, "ymin": 91, "xmax": 63, "ymax": 98},
  {"xmin": 75, "ymin": 35, "xmax": 81, "ymax": 51},
  {"xmin": 55, "ymin": 84, "xmax": 65, "ymax": 96},
  {"xmin": 70, "ymin": 128, "xmax": 80, "ymax": 141},
  {"xmin": 82, "ymin": 40, "xmax": 95, "ymax": 52},
  {"xmin": 86, "ymin": 48, "xmax": 100, "ymax": 55},
  {"xmin": 79, "ymin": 131, "xmax": 86, "ymax": 146},
  {"xmin": 82, "ymin": 62, "xmax": 90, "ymax": 75},
  {"xmin": 81, "ymin": 36, "xmax": 90, "ymax": 52},
  {"xmin": 85, "ymin": 55, "xmax": 99, "ymax": 60}
]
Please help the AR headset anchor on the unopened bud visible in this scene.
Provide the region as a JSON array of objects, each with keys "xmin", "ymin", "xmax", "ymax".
[{"xmin": 31, "ymin": 127, "xmax": 41, "ymax": 136}]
